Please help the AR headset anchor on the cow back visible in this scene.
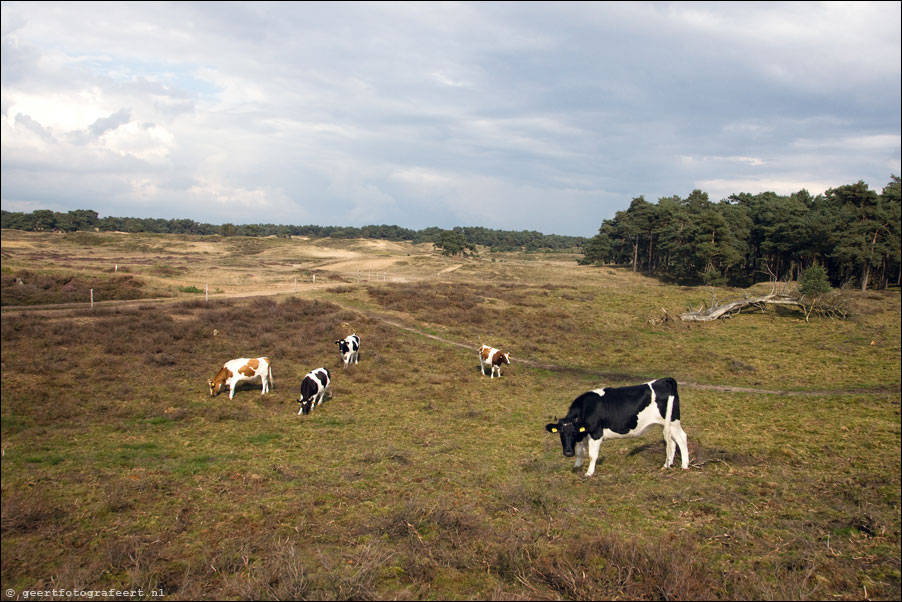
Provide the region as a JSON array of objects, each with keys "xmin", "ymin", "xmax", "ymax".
[
  {"xmin": 300, "ymin": 368, "xmax": 330, "ymax": 401},
  {"xmin": 572, "ymin": 379, "xmax": 678, "ymax": 436}
]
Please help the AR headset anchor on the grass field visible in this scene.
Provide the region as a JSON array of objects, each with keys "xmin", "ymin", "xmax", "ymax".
[{"xmin": 1, "ymin": 230, "xmax": 900, "ymax": 600}]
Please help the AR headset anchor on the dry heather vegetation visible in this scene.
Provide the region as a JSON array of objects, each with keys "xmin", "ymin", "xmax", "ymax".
[{"xmin": 1, "ymin": 230, "xmax": 900, "ymax": 600}]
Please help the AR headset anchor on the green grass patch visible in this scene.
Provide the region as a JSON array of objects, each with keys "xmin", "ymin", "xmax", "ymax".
[
  {"xmin": 173, "ymin": 454, "xmax": 221, "ymax": 476},
  {"xmin": 142, "ymin": 416, "xmax": 176, "ymax": 426},
  {"xmin": 23, "ymin": 453, "xmax": 65, "ymax": 466},
  {"xmin": 246, "ymin": 432, "xmax": 284, "ymax": 445}
]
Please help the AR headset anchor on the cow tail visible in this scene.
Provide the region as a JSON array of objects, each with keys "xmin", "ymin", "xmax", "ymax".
[{"xmin": 667, "ymin": 378, "xmax": 680, "ymax": 422}]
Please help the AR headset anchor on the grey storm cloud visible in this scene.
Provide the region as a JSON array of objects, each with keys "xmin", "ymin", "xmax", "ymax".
[{"xmin": 67, "ymin": 109, "xmax": 132, "ymax": 145}]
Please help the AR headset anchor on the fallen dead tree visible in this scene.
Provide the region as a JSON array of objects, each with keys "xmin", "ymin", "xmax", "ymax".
[
  {"xmin": 679, "ymin": 286, "xmax": 848, "ymax": 322},
  {"xmin": 679, "ymin": 291, "xmax": 802, "ymax": 322}
]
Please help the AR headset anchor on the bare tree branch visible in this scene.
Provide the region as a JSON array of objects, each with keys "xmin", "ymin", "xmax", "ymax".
[{"xmin": 679, "ymin": 287, "xmax": 848, "ymax": 322}]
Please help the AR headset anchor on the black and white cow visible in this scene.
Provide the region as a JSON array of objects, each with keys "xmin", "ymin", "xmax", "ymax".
[
  {"xmin": 545, "ymin": 378, "xmax": 689, "ymax": 476},
  {"xmin": 335, "ymin": 334, "xmax": 360, "ymax": 367},
  {"xmin": 297, "ymin": 368, "xmax": 332, "ymax": 415}
]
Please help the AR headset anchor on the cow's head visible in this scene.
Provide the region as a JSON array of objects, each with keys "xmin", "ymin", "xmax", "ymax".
[
  {"xmin": 209, "ymin": 367, "xmax": 233, "ymax": 397},
  {"xmin": 335, "ymin": 339, "xmax": 350, "ymax": 353},
  {"xmin": 545, "ymin": 419, "xmax": 587, "ymax": 457},
  {"xmin": 500, "ymin": 352, "xmax": 511, "ymax": 365},
  {"xmin": 297, "ymin": 396, "xmax": 314, "ymax": 415}
]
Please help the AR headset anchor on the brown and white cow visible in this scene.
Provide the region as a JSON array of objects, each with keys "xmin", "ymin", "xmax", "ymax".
[
  {"xmin": 478, "ymin": 344, "xmax": 510, "ymax": 378},
  {"xmin": 208, "ymin": 357, "xmax": 273, "ymax": 400}
]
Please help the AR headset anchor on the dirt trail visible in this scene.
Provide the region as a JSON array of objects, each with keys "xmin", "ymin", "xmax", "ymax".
[
  {"xmin": 346, "ymin": 307, "xmax": 900, "ymax": 397},
  {"xmin": 3, "ymin": 288, "xmax": 899, "ymax": 398}
]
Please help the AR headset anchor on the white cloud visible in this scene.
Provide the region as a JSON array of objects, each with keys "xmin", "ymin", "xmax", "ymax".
[
  {"xmin": 681, "ymin": 155, "xmax": 766, "ymax": 167},
  {"xmin": 103, "ymin": 122, "xmax": 174, "ymax": 163},
  {"xmin": 188, "ymin": 177, "xmax": 280, "ymax": 210},
  {"xmin": 697, "ymin": 177, "xmax": 845, "ymax": 201},
  {"xmin": 430, "ymin": 71, "xmax": 470, "ymax": 88}
]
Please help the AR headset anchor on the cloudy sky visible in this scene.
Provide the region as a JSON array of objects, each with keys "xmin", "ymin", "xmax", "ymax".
[{"xmin": 2, "ymin": 1, "xmax": 900, "ymax": 236}]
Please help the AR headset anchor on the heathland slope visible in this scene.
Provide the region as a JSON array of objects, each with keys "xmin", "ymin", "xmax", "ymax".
[{"xmin": 2, "ymin": 230, "xmax": 900, "ymax": 600}]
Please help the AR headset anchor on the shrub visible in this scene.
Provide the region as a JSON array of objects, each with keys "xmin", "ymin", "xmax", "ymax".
[{"xmin": 800, "ymin": 264, "xmax": 831, "ymax": 299}]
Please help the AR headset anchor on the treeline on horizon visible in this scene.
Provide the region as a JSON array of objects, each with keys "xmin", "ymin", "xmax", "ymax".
[
  {"xmin": 0, "ymin": 210, "xmax": 586, "ymax": 253},
  {"xmin": 581, "ymin": 176, "xmax": 901, "ymax": 290},
  {"xmin": 3, "ymin": 175, "xmax": 900, "ymax": 290}
]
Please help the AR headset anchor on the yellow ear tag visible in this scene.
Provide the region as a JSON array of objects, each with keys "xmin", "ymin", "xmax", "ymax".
[
  {"xmin": 579, "ymin": 427, "xmax": 586, "ymax": 432},
  {"xmin": 551, "ymin": 428, "xmax": 558, "ymax": 433}
]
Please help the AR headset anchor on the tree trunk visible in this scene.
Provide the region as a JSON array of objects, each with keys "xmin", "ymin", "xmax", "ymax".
[
  {"xmin": 632, "ymin": 236, "xmax": 639, "ymax": 272},
  {"xmin": 648, "ymin": 235, "xmax": 654, "ymax": 273}
]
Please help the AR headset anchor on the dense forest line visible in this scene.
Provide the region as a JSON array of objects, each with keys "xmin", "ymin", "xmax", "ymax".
[
  {"xmin": 2, "ymin": 175, "xmax": 899, "ymax": 290},
  {"xmin": 581, "ymin": 177, "xmax": 901, "ymax": 290},
  {"xmin": 0, "ymin": 210, "xmax": 585, "ymax": 253}
]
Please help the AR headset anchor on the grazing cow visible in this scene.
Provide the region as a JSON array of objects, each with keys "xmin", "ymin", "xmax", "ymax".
[
  {"xmin": 478, "ymin": 344, "xmax": 510, "ymax": 378},
  {"xmin": 297, "ymin": 368, "xmax": 332, "ymax": 415},
  {"xmin": 545, "ymin": 378, "xmax": 689, "ymax": 477},
  {"xmin": 208, "ymin": 357, "xmax": 273, "ymax": 400},
  {"xmin": 336, "ymin": 334, "xmax": 360, "ymax": 367}
]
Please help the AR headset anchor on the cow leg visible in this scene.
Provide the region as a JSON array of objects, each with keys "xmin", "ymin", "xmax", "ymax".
[
  {"xmin": 672, "ymin": 421, "xmax": 690, "ymax": 469},
  {"xmin": 660, "ymin": 393, "xmax": 674, "ymax": 468},
  {"xmin": 584, "ymin": 436, "xmax": 603, "ymax": 477},
  {"xmin": 573, "ymin": 439, "xmax": 586, "ymax": 469},
  {"xmin": 663, "ymin": 423, "xmax": 675, "ymax": 468}
]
